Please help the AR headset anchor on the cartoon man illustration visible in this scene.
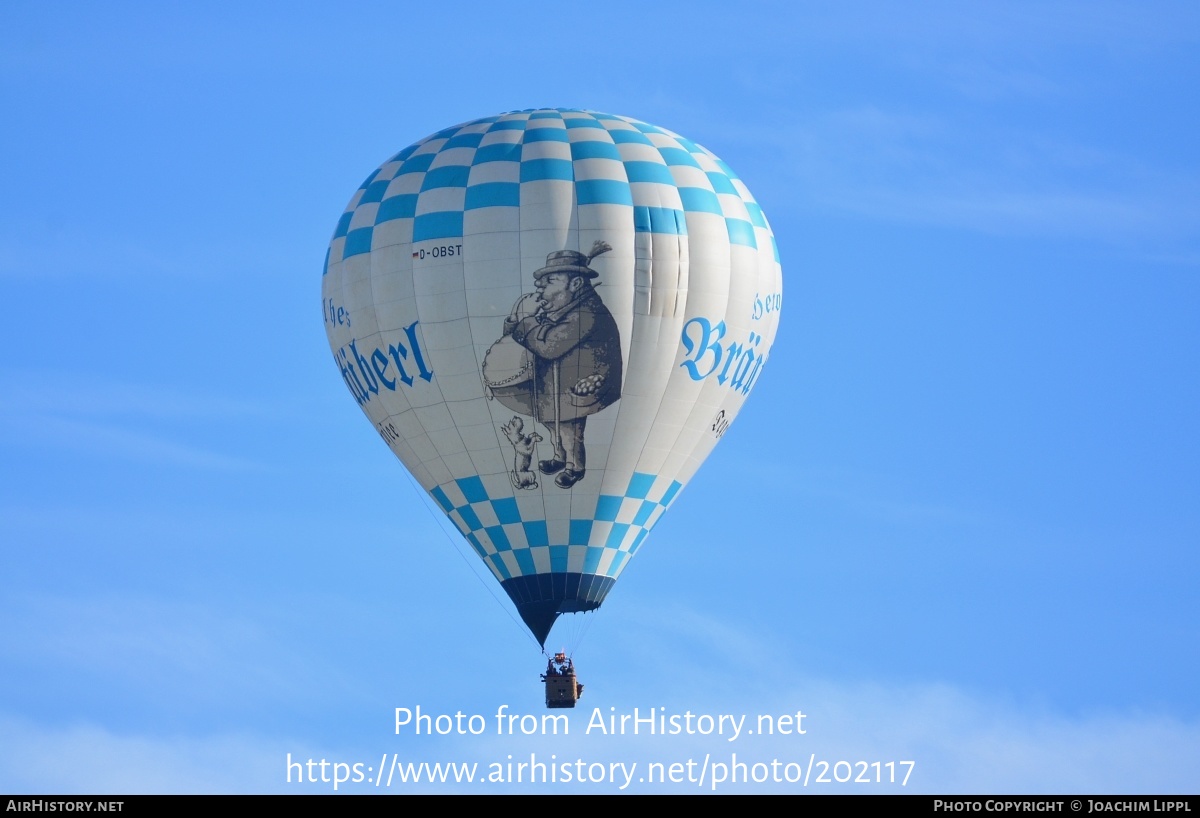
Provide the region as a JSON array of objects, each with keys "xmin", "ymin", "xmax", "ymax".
[{"xmin": 492, "ymin": 240, "xmax": 622, "ymax": 489}]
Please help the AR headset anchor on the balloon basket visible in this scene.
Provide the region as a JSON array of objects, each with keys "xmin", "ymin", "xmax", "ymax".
[{"xmin": 544, "ymin": 671, "xmax": 583, "ymax": 709}]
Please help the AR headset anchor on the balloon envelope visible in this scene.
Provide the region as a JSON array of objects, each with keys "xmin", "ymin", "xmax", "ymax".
[{"xmin": 323, "ymin": 108, "xmax": 782, "ymax": 645}]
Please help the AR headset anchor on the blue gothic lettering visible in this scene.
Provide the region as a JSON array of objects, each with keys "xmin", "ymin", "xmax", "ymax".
[
  {"xmin": 334, "ymin": 320, "xmax": 434, "ymax": 406},
  {"xmin": 679, "ymin": 319, "xmax": 766, "ymax": 396}
]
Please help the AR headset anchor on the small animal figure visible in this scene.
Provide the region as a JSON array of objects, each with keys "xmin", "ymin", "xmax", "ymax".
[{"xmin": 501, "ymin": 416, "xmax": 543, "ymax": 490}]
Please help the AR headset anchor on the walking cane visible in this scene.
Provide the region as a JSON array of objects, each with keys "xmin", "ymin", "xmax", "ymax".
[{"xmin": 552, "ymin": 359, "xmax": 562, "ymax": 465}]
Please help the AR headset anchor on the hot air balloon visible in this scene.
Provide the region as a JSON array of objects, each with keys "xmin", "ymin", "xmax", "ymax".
[{"xmin": 322, "ymin": 108, "xmax": 782, "ymax": 649}]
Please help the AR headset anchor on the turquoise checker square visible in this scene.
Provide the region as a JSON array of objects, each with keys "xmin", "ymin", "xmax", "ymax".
[
  {"xmin": 484, "ymin": 525, "xmax": 511, "ymax": 551},
  {"xmin": 633, "ymin": 499, "xmax": 657, "ymax": 526},
  {"xmin": 660, "ymin": 481, "xmax": 682, "ymax": 505},
  {"xmin": 360, "ymin": 179, "xmax": 390, "ymax": 204},
  {"xmin": 569, "ymin": 519, "xmax": 593, "ymax": 545},
  {"xmin": 422, "ymin": 165, "xmax": 471, "ymax": 190},
  {"xmin": 430, "ymin": 486, "xmax": 453, "ymax": 512},
  {"xmin": 633, "ymin": 207, "xmax": 686, "ymax": 236},
  {"xmin": 605, "ymin": 523, "xmax": 630, "ymax": 548},
  {"xmin": 658, "ymin": 147, "xmax": 702, "ymax": 168},
  {"xmin": 626, "ymin": 473, "xmax": 656, "ymax": 499},
  {"xmin": 514, "ymin": 548, "xmax": 536, "ymax": 575},
  {"xmin": 343, "ymin": 227, "xmax": 373, "ymax": 257},
  {"xmin": 608, "ymin": 129, "xmax": 653, "ymax": 145},
  {"xmin": 465, "ymin": 182, "xmax": 520, "ymax": 210},
  {"xmin": 413, "ymin": 211, "xmax": 463, "ymax": 241},
  {"xmin": 594, "ymin": 495, "xmax": 623, "ymax": 521},
  {"xmin": 474, "ymin": 143, "xmax": 522, "ymax": 165},
  {"xmin": 521, "ymin": 158, "xmax": 573, "ymax": 182},
  {"xmin": 525, "ymin": 128, "xmax": 569, "ymax": 143},
  {"xmin": 488, "ymin": 553, "xmax": 512, "ymax": 580},
  {"xmin": 679, "ymin": 188, "xmax": 723, "ymax": 215},
  {"xmin": 726, "ymin": 218, "xmax": 757, "ymax": 248},
  {"xmin": 523, "ymin": 521, "xmax": 549, "ymax": 547},
  {"xmin": 624, "ymin": 161, "xmax": 675, "ymax": 185},
  {"xmin": 491, "ymin": 497, "xmax": 520, "ymax": 524},
  {"xmin": 583, "ymin": 546, "xmax": 605, "ymax": 573},
  {"xmin": 376, "ymin": 194, "xmax": 417, "ymax": 223},
  {"xmin": 399, "ymin": 154, "xmax": 435, "ymax": 175},
  {"xmin": 456, "ymin": 476, "xmax": 487, "ymax": 503},
  {"xmin": 576, "ymin": 180, "xmax": 632, "ymax": 207},
  {"xmin": 570, "ymin": 141, "xmax": 622, "ymax": 162},
  {"xmin": 444, "ymin": 132, "xmax": 484, "ymax": 150},
  {"xmin": 608, "ymin": 550, "xmax": 629, "ymax": 575},
  {"xmin": 457, "ymin": 505, "xmax": 482, "ymax": 531},
  {"xmin": 706, "ymin": 171, "xmax": 738, "ymax": 195}
]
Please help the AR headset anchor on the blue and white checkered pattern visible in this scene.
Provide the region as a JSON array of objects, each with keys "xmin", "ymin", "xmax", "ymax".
[
  {"xmin": 326, "ymin": 108, "xmax": 768, "ymax": 271},
  {"xmin": 429, "ymin": 471, "xmax": 683, "ymax": 584}
]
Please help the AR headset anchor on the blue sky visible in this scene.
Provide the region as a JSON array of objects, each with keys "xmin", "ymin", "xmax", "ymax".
[{"xmin": 1, "ymin": 1, "xmax": 1198, "ymax": 794}]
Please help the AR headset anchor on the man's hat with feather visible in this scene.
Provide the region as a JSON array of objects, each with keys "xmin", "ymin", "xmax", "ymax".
[{"xmin": 533, "ymin": 240, "xmax": 612, "ymax": 281}]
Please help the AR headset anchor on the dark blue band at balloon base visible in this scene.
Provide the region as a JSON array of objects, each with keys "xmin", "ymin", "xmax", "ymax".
[{"xmin": 501, "ymin": 572, "xmax": 615, "ymax": 646}]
